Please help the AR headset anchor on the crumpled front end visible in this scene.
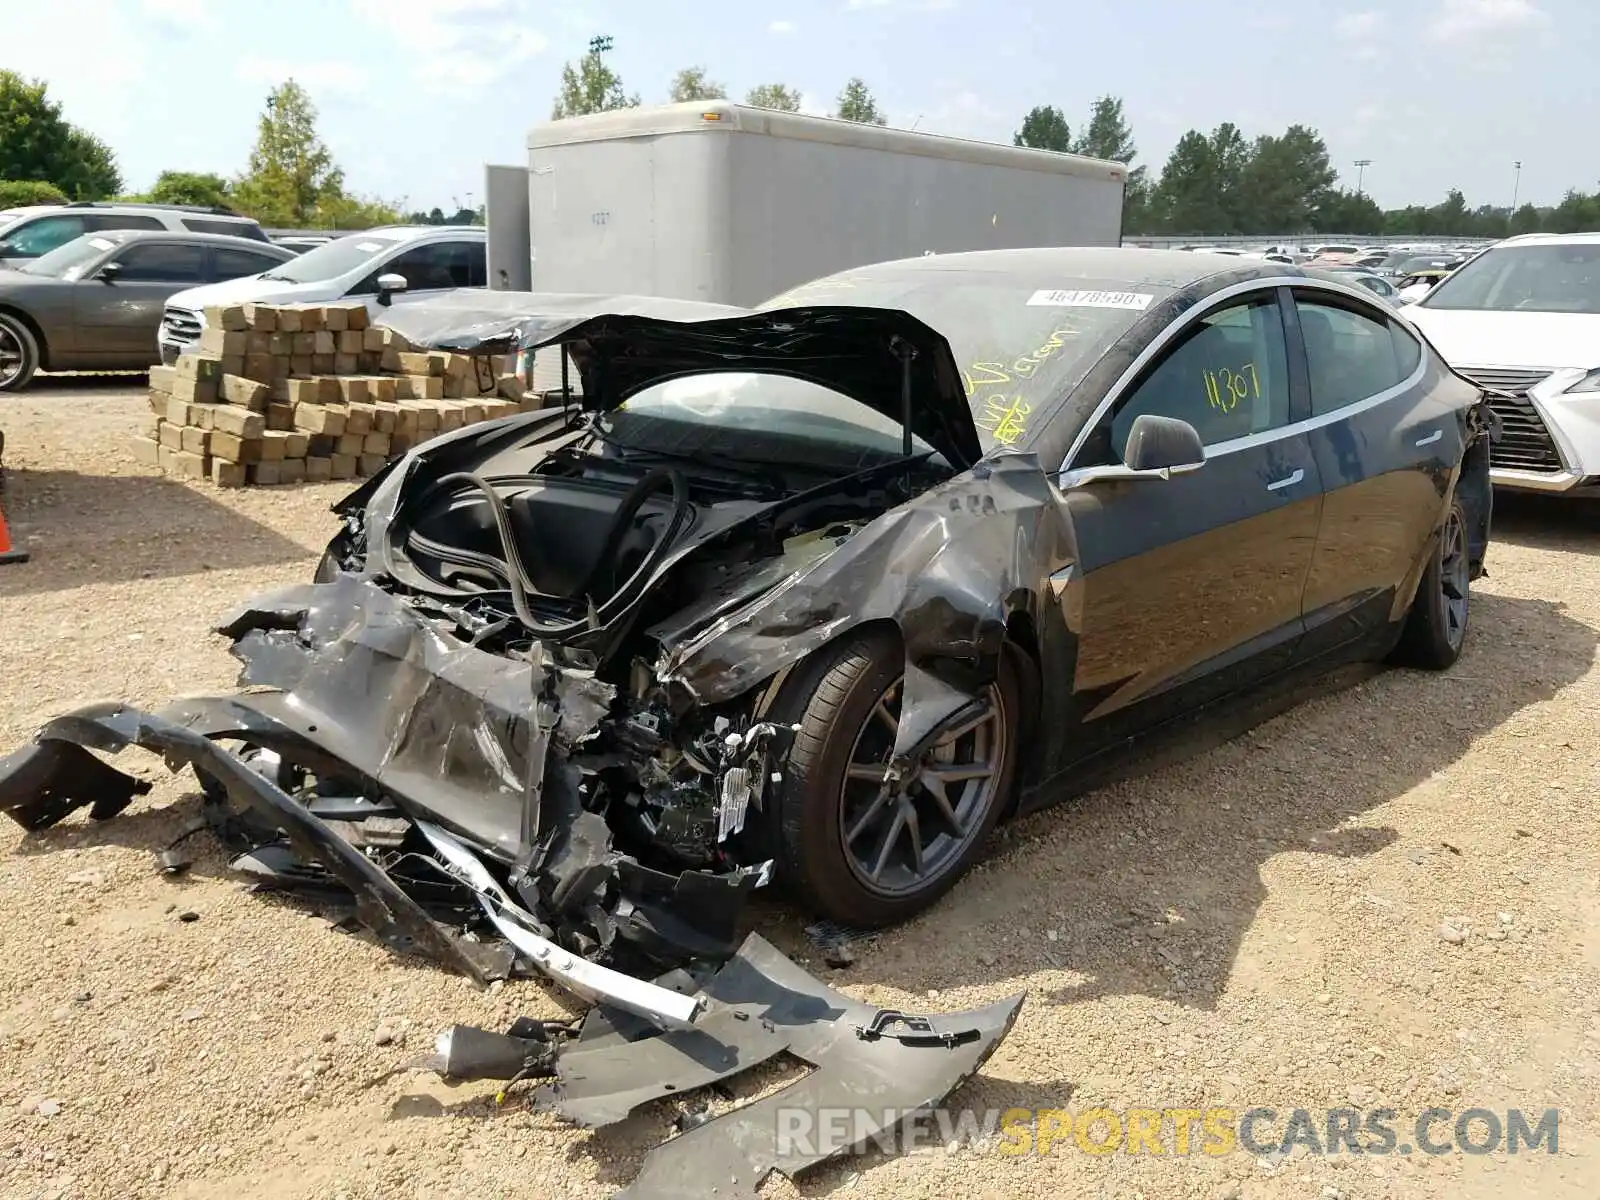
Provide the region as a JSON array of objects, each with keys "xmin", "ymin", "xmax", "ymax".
[
  {"xmin": 0, "ymin": 574, "xmax": 794, "ymax": 1027},
  {"xmin": 0, "ymin": 572, "xmax": 1027, "ymax": 1195}
]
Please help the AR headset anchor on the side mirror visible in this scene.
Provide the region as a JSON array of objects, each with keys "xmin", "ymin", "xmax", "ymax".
[
  {"xmin": 1124, "ymin": 414, "xmax": 1206, "ymax": 472},
  {"xmin": 375, "ymin": 272, "xmax": 408, "ymax": 307},
  {"xmin": 1059, "ymin": 414, "xmax": 1206, "ymax": 488},
  {"xmin": 95, "ymin": 261, "xmax": 122, "ymax": 282}
]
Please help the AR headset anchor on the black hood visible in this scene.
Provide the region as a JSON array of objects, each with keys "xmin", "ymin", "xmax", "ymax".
[{"xmin": 374, "ymin": 293, "xmax": 984, "ymax": 469}]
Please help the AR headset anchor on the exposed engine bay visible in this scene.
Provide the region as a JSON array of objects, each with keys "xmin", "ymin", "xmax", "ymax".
[{"xmin": 0, "ymin": 299, "xmax": 1025, "ymax": 1196}]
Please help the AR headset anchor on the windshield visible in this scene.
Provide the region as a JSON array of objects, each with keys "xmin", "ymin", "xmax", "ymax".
[
  {"xmin": 756, "ymin": 267, "xmax": 1171, "ymax": 448},
  {"xmin": 1421, "ymin": 243, "xmax": 1600, "ymax": 314},
  {"xmin": 21, "ymin": 234, "xmax": 118, "ymax": 280},
  {"xmin": 616, "ymin": 372, "xmax": 934, "ymax": 461},
  {"xmin": 256, "ymin": 230, "xmax": 405, "ymax": 283}
]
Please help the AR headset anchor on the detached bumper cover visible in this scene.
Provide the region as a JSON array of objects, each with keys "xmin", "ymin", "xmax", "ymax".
[
  {"xmin": 427, "ymin": 933, "xmax": 1025, "ymax": 1200},
  {"xmin": 0, "ymin": 575, "xmax": 771, "ymax": 1025}
]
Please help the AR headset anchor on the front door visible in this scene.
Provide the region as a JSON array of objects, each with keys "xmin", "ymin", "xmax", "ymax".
[
  {"xmin": 345, "ymin": 239, "xmax": 487, "ymax": 322},
  {"xmin": 1053, "ymin": 288, "xmax": 1323, "ymax": 759},
  {"xmin": 73, "ymin": 241, "xmax": 207, "ymax": 361}
]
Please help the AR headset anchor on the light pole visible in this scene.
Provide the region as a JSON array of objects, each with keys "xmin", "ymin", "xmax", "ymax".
[
  {"xmin": 1354, "ymin": 158, "xmax": 1372, "ymax": 195},
  {"xmin": 1511, "ymin": 161, "xmax": 1522, "ymax": 212}
]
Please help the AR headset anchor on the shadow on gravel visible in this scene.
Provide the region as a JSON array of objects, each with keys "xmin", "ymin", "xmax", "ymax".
[
  {"xmin": 0, "ymin": 466, "xmax": 313, "ymax": 596},
  {"xmin": 848, "ymin": 590, "xmax": 1597, "ymax": 1011},
  {"xmin": 1488, "ymin": 491, "xmax": 1600, "ymax": 553}
]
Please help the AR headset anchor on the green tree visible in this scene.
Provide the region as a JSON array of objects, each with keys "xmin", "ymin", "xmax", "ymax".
[
  {"xmin": 1545, "ymin": 190, "xmax": 1599, "ymax": 234},
  {"xmin": 1013, "ymin": 105, "xmax": 1070, "ymax": 152},
  {"xmin": 146, "ymin": 170, "xmax": 231, "ymax": 208},
  {"xmin": 1509, "ymin": 202, "xmax": 1543, "ymax": 234},
  {"xmin": 668, "ymin": 65, "xmax": 726, "ymax": 103},
  {"xmin": 744, "ymin": 83, "xmax": 801, "ymax": 112},
  {"xmin": 1071, "ymin": 96, "xmax": 1135, "ymax": 162},
  {"xmin": 318, "ymin": 192, "xmax": 402, "ymax": 229},
  {"xmin": 0, "ymin": 71, "xmax": 121, "ymax": 198},
  {"xmin": 1150, "ymin": 130, "xmax": 1228, "ymax": 234},
  {"xmin": 1207, "ymin": 122, "xmax": 1250, "ymax": 233},
  {"xmin": 551, "ymin": 35, "xmax": 639, "ymax": 119},
  {"xmin": 834, "ymin": 78, "xmax": 886, "ymax": 125},
  {"xmin": 1236, "ymin": 125, "xmax": 1335, "ymax": 232},
  {"xmin": 1313, "ymin": 188, "xmax": 1385, "ymax": 234},
  {"xmin": 0, "ymin": 180, "xmax": 67, "ymax": 208},
  {"xmin": 232, "ymin": 81, "xmax": 344, "ymax": 226}
]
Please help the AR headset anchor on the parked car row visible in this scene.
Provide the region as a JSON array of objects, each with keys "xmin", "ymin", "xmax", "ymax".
[{"xmin": 0, "ymin": 219, "xmax": 488, "ymax": 391}]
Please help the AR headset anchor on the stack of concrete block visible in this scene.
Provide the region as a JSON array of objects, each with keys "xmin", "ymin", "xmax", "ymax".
[{"xmin": 135, "ymin": 302, "xmax": 535, "ymax": 487}]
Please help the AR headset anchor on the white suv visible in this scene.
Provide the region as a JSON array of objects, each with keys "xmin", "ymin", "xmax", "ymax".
[
  {"xmin": 157, "ymin": 225, "xmax": 487, "ymax": 362},
  {"xmin": 1405, "ymin": 232, "xmax": 1600, "ymax": 496},
  {"xmin": 0, "ymin": 202, "xmax": 269, "ymax": 269}
]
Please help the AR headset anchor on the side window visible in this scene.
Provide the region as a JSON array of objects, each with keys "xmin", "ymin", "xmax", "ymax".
[
  {"xmin": 112, "ymin": 243, "xmax": 207, "ymax": 282},
  {"xmin": 84, "ymin": 214, "xmax": 162, "ymax": 232},
  {"xmin": 352, "ymin": 240, "xmax": 483, "ymax": 293},
  {"xmin": 1100, "ymin": 295, "xmax": 1291, "ymax": 461},
  {"xmin": 1296, "ymin": 296, "xmax": 1417, "ymax": 416},
  {"xmin": 3, "ymin": 215, "xmax": 86, "ymax": 257},
  {"xmin": 212, "ymin": 247, "xmax": 282, "ymax": 280},
  {"xmin": 184, "ymin": 218, "xmax": 254, "ymax": 238}
]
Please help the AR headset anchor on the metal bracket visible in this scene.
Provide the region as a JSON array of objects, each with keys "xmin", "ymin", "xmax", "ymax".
[{"xmin": 854, "ymin": 1008, "xmax": 980, "ymax": 1049}]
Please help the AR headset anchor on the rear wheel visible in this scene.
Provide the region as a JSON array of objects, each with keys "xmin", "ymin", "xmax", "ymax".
[
  {"xmin": 1392, "ymin": 499, "xmax": 1470, "ymax": 670},
  {"xmin": 764, "ymin": 628, "xmax": 1020, "ymax": 927},
  {"xmin": 0, "ymin": 313, "xmax": 40, "ymax": 392}
]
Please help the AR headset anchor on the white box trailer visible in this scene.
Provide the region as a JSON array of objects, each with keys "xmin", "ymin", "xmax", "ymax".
[{"xmin": 486, "ymin": 99, "xmax": 1127, "ymax": 309}]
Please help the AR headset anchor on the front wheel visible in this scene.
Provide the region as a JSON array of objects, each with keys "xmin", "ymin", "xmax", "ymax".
[
  {"xmin": 0, "ymin": 313, "xmax": 40, "ymax": 392},
  {"xmin": 763, "ymin": 628, "xmax": 1021, "ymax": 927},
  {"xmin": 1391, "ymin": 499, "xmax": 1470, "ymax": 670}
]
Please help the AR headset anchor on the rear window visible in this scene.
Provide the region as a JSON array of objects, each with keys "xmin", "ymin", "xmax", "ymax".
[
  {"xmin": 759, "ymin": 269, "xmax": 1172, "ymax": 449},
  {"xmin": 183, "ymin": 218, "xmax": 267, "ymax": 241}
]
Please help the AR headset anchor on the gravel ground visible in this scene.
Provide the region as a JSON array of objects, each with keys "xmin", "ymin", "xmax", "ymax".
[{"xmin": 2, "ymin": 382, "xmax": 1599, "ymax": 1200}]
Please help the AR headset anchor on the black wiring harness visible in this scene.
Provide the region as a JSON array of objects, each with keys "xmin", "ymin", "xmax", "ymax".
[{"xmin": 424, "ymin": 467, "xmax": 691, "ymax": 636}]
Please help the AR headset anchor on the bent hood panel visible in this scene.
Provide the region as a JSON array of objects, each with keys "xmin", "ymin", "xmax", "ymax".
[{"xmin": 374, "ymin": 294, "xmax": 984, "ymax": 469}]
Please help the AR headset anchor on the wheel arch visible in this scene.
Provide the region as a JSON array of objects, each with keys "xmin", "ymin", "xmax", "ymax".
[{"xmin": 0, "ymin": 304, "xmax": 50, "ymax": 370}]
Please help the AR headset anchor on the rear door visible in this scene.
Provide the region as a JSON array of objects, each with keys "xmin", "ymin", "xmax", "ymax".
[
  {"xmin": 1054, "ymin": 286, "xmax": 1323, "ymax": 758},
  {"xmin": 209, "ymin": 244, "xmax": 286, "ymax": 283},
  {"xmin": 73, "ymin": 240, "xmax": 207, "ymax": 361},
  {"xmin": 1291, "ymin": 285, "xmax": 1460, "ymax": 658}
]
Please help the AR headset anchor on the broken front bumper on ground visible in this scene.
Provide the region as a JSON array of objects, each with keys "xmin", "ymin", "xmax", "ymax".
[
  {"xmin": 0, "ymin": 575, "xmax": 1026, "ymax": 1196},
  {"xmin": 0, "ymin": 574, "xmax": 780, "ymax": 1025}
]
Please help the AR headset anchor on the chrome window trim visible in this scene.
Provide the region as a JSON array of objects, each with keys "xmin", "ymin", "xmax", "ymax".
[{"xmin": 1058, "ymin": 275, "xmax": 1428, "ymax": 475}]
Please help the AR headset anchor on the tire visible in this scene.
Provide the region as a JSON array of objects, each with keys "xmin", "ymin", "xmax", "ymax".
[
  {"xmin": 1392, "ymin": 499, "xmax": 1470, "ymax": 670},
  {"xmin": 0, "ymin": 312, "xmax": 40, "ymax": 392},
  {"xmin": 762, "ymin": 627, "xmax": 1021, "ymax": 927}
]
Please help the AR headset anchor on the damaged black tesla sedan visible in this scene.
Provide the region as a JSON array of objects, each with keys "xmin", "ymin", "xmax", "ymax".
[{"xmin": 2, "ymin": 248, "xmax": 1494, "ymax": 1021}]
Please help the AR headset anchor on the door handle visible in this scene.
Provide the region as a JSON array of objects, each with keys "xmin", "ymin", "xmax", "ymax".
[
  {"xmin": 1265, "ymin": 467, "xmax": 1305, "ymax": 492},
  {"xmin": 1415, "ymin": 428, "xmax": 1443, "ymax": 447}
]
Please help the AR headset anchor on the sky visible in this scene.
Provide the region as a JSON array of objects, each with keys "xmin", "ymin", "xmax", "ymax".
[{"xmin": 4, "ymin": 0, "xmax": 1594, "ymax": 215}]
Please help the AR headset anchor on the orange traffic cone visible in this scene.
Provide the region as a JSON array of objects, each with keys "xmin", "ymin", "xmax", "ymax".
[{"xmin": 0, "ymin": 432, "xmax": 26, "ymax": 565}]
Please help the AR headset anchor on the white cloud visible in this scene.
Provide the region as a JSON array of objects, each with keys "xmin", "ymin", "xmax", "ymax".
[
  {"xmin": 768, "ymin": 19, "xmax": 796, "ymax": 33},
  {"xmin": 1335, "ymin": 10, "xmax": 1383, "ymax": 38},
  {"xmin": 845, "ymin": 0, "xmax": 956, "ymax": 8},
  {"xmin": 348, "ymin": 0, "xmax": 547, "ymax": 93},
  {"xmin": 237, "ymin": 56, "xmax": 373, "ymax": 99},
  {"xmin": 141, "ymin": 0, "xmax": 218, "ymax": 29},
  {"xmin": 1426, "ymin": 0, "xmax": 1546, "ymax": 41}
]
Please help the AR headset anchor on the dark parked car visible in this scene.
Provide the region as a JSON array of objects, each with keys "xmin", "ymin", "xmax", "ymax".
[
  {"xmin": 0, "ymin": 229, "xmax": 294, "ymax": 390},
  {"xmin": 0, "ymin": 248, "xmax": 1498, "ymax": 990}
]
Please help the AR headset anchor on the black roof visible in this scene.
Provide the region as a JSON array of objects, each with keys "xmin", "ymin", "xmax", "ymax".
[{"xmin": 81, "ymin": 229, "xmax": 294, "ymax": 252}]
